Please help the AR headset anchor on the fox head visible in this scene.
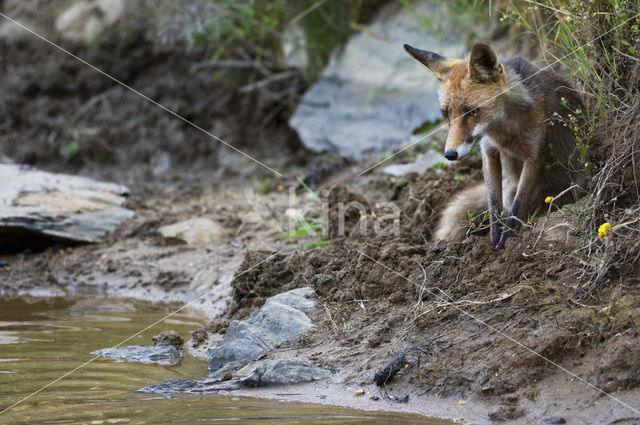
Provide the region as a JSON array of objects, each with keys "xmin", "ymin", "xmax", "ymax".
[{"xmin": 404, "ymin": 43, "xmax": 508, "ymax": 161}]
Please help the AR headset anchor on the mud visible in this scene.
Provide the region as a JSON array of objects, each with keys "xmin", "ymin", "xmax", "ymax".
[
  {"xmin": 2, "ymin": 2, "xmax": 640, "ymax": 424},
  {"xmin": 208, "ymin": 169, "xmax": 640, "ymax": 423}
]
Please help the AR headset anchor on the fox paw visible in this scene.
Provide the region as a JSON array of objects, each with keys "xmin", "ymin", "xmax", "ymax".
[
  {"xmin": 490, "ymin": 226, "xmax": 503, "ymax": 248},
  {"xmin": 495, "ymin": 229, "xmax": 513, "ymax": 249}
]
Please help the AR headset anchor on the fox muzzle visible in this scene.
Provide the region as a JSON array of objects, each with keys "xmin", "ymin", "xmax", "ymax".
[{"xmin": 444, "ymin": 150, "xmax": 458, "ymax": 160}]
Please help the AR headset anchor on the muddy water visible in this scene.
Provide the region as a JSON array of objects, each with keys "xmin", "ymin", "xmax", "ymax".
[{"xmin": 0, "ymin": 296, "xmax": 447, "ymax": 425}]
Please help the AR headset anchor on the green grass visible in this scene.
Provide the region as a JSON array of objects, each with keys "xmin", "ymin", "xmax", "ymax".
[
  {"xmin": 276, "ymin": 177, "xmax": 330, "ymax": 250},
  {"xmin": 58, "ymin": 141, "xmax": 80, "ymax": 160},
  {"xmin": 154, "ymin": 0, "xmax": 368, "ymax": 83}
]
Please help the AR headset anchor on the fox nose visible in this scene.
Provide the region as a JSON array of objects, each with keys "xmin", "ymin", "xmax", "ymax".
[{"xmin": 444, "ymin": 150, "xmax": 458, "ymax": 161}]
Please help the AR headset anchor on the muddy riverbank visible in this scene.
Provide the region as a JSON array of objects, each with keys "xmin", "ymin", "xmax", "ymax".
[{"xmin": 1, "ymin": 1, "xmax": 640, "ymax": 424}]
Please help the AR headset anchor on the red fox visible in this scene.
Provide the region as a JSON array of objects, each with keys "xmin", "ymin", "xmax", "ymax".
[{"xmin": 404, "ymin": 43, "xmax": 586, "ymax": 249}]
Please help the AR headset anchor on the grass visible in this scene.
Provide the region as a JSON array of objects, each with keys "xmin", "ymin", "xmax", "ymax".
[
  {"xmin": 277, "ymin": 177, "xmax": 330, "ymax": 250},
  {"xmin": 153, "ymin": 0, "xmax": 369, "ymax": 83},
  {"xmin": 502, "ymin": 0, "xmax": 640, "ymax": 293},
  {"xmin": 252, "ymin": 175, "xmax": 283, "ymax": 194}
]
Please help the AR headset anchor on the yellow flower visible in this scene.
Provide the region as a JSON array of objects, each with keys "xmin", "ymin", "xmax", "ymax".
[
  {"xmin": 458, "ymin": 400, "xmax": 466, "ymax": 405},
  {"xmin": 598, "ymin": 222, "xmax": 612, "ymax": 240},
  {"xmin": 545, "ymin": 196, "xmax": 553, "ymax": 204}
]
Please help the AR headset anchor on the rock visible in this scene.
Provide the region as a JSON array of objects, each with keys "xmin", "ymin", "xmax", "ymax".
[
  {"xmin": 233, "ymin": 359, "xmax": 331, "ymax": 387},
  {"xmin": 158, "ymin": 218, "xmax": 226, "ymax": 245},
  {"xmin": 488, "ymin": 404, "xmax": 525, "ymax": 421},
  {"xmin": 0, "ymin": 152, "xmax": 12, "ymax": 164},
  {"xmin": 542, "ymin": 417, "xmax": 566, "ymax": 424},
  {"xmin": 92, "ymin": 344, "xmax": 183, "ymax": 366},
  {"xmin": 0, "ymin": 21, "xmax": 33, "ymax": 44},
  {"xmin": 139, "ymin": 378, "xmax": 237, "ymax": 394},
  {"xmin": 206, "ymin": 288, "xmax": 316, "ymax": 371},
  {"xmin": 139, "ymin": 359, "xmax": 330, "ymax": 394},
  {"xmin": 289, "ymin": 2, "xmax": 463, "ymax": 160},
  {"xmin": 55, "ymin": 0, "xmax": 125, "ymax": 45},
  {"xmin": 245, "ymin": 299, "xmax": 315, "ymax": 345},
  {"xmin": 0, "ymin": 164, "xmax": 133, "ymax": 252},
  {"xmin": 206, "ymin": 321, "xmax": 272, "ymax": 371},
  {"xmin": 382, "ymin": 149, "xmax": 445, "ymax": 177},
  {"xmin": 139, "ymin": 289, "xmax": 327, "ymax": 395},
  {"xmin": 152, "ymin": 330, "xmax": 184, "ymax": 350},
  {"xmin": 265, "ymin": 287, "xmax": 316, "ymax": 309}
]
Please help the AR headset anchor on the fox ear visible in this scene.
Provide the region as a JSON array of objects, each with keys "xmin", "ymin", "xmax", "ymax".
[
  {"xmin": 468, "ymin": 43, "xmax": 503, "ymax": 82},
  {"xmin": 404, "ymin": 44, "xmax": 451, "ymax": 81}
]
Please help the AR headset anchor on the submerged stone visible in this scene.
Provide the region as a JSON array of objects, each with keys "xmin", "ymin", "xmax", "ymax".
[
  {"xmin": 92, "ymin": 344, "xmax": 183, "ymax": 366},
  {"xmin": 139, "ymin": 359, "xmax": 330, "ymax": 394}
]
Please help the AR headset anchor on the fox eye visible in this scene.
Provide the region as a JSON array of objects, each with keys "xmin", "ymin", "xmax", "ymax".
[
  {"xmin": 468, "ymin": 108, "xmax": 479, "ymax": 117},
  {"xmin": 441, "ymin": 108, "xmax": 449, "ymax": 120}
]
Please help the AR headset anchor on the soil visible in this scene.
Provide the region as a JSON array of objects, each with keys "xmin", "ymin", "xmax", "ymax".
[{"xmin": 2, "ymin": 2, "xmax": 640, "ymax": 424}]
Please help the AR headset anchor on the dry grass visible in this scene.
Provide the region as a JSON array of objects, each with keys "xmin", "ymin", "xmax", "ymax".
[{"xmin": 506, "ymin": 0, "xmax": 640, "ymax": 297}]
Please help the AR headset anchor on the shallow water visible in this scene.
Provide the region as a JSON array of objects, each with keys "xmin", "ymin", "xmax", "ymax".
[{"xmin": 0, "ymin": 296, "xmax": 449, "ymax": 424}]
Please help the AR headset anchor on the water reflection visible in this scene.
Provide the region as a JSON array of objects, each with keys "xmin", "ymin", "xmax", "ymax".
[{"xmin": 0, "ymin": 296, "xmax": 449, "ymax": 424}]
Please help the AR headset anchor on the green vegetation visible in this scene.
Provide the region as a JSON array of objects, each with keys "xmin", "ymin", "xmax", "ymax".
[
  {"xmin": 58, "ymin": 141, "xmax": 80, "ymax": 161},
  {"xmin": 502, "ymin": 0, "xmax": 639, "ymax": 290},
  {"xmin": 154, "ymin": 0, "xmax": 369, "ymax": 82},
  {"xmin": 252, "ymin": 175, "xmax": 283, "ymax": 194},
  {"xmin": 278, "ymin": 177, "xmax": 330, "ymax": 249}
]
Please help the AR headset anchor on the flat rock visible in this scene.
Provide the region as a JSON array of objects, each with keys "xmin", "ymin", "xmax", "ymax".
[
  {"xmin": 158, "ymin": 217, "xmax": 226, "ymax": 245},
  {"xmin": 139, "ymin": 359, "xmax": 330, "ymax": 394},
  {"xmin": 0, "ymin": 164, "xmax": 133, "ymax": 252},
  {"xmin": 264, "ymin": 287, "xmax": 316, "ymax": 309},
  {"xmin": 234, "ymin": 359, "xmax": 331, "ymax": 387},
  {"xmin": 55, "ymin": 0, "xmax": 125, "ymax": 45},
  {"xmin": 289, "ymin": 2, "xmax": 464, "ymax": 160},
  {"xmin": 92, "ymin": 344, "xmax": 183, "ymax": 366},
  {"xmin": 206, "ymin": 288, "xmax": 316, "ymax": 371}
]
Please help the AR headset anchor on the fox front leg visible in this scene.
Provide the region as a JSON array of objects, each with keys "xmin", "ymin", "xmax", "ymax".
[
  {"xmin": 496, "ymin": 157, "xmax": 542, "ymax": 249},
  {"xmin": 482, "ymin": 148, "xmax": 503, "ymax": 247}
]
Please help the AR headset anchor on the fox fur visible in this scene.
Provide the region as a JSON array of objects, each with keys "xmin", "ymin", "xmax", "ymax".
[{"xmin": 404, "ymin": 43, "xmax": 586, "ymax": 248}]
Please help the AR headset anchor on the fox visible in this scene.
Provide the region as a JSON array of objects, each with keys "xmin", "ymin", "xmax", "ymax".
[{"xmin": 404, "ymin": 43, "xmax": 586, "ymax": 249}]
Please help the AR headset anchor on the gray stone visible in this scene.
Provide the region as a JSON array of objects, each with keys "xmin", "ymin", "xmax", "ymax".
[
  {"xmin": 264, "ymin": 287, "xmax": 316, "ymax": 309},
  {"xmin": 158, "ymin": 217, "xmax": 226, "ymax": 245},
  {"xmin": 55, "ymin": 0, "xmax": 125, "ymax": 45},
  {"xmin": 245, "ymin": 301, "xmax": 314, "ymax": 345},
  {"xmin": 139, "ymin": 379, "xmax": 241, "ymax": 394},
  {"xmin": 139, "ymin": 289, "xmax": 328, "ymax": 395},
  {"xmin": 234, "ymin": 359, "xmax": 331, "ymax": 387},
  {"xmin": 0, "ymin": 164, "xmax": 133, "ymax": 252},
  {"xmin": 139, "ymin": 359, "xmax": 330, "ymax": 394},
  {"xmin": 289, "ymin": 2, "xmax": 464, "ymax": 160},
  {"xmin": 92, "ymin": 344, "xmax": 183, "ymax": 366},
  {"xmin": 206, "ymin": 289, "xmax": 315, "ymax": 371},
  {"xmin": 206, "ymin": 321, "xmax": 272, "ymax": 371}
]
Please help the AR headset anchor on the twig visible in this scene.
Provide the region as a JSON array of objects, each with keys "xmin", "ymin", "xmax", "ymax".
[
  {"xmin": 611, "ymin": 46, "xmax": 640, "ymax": 63},
  {"xmin": 239, "ymin": 71, "xmax": 298, "ymax": 93},
  {"xmin": 531, "ymin": 184, "xmax": 579, "ymax": 250}
]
